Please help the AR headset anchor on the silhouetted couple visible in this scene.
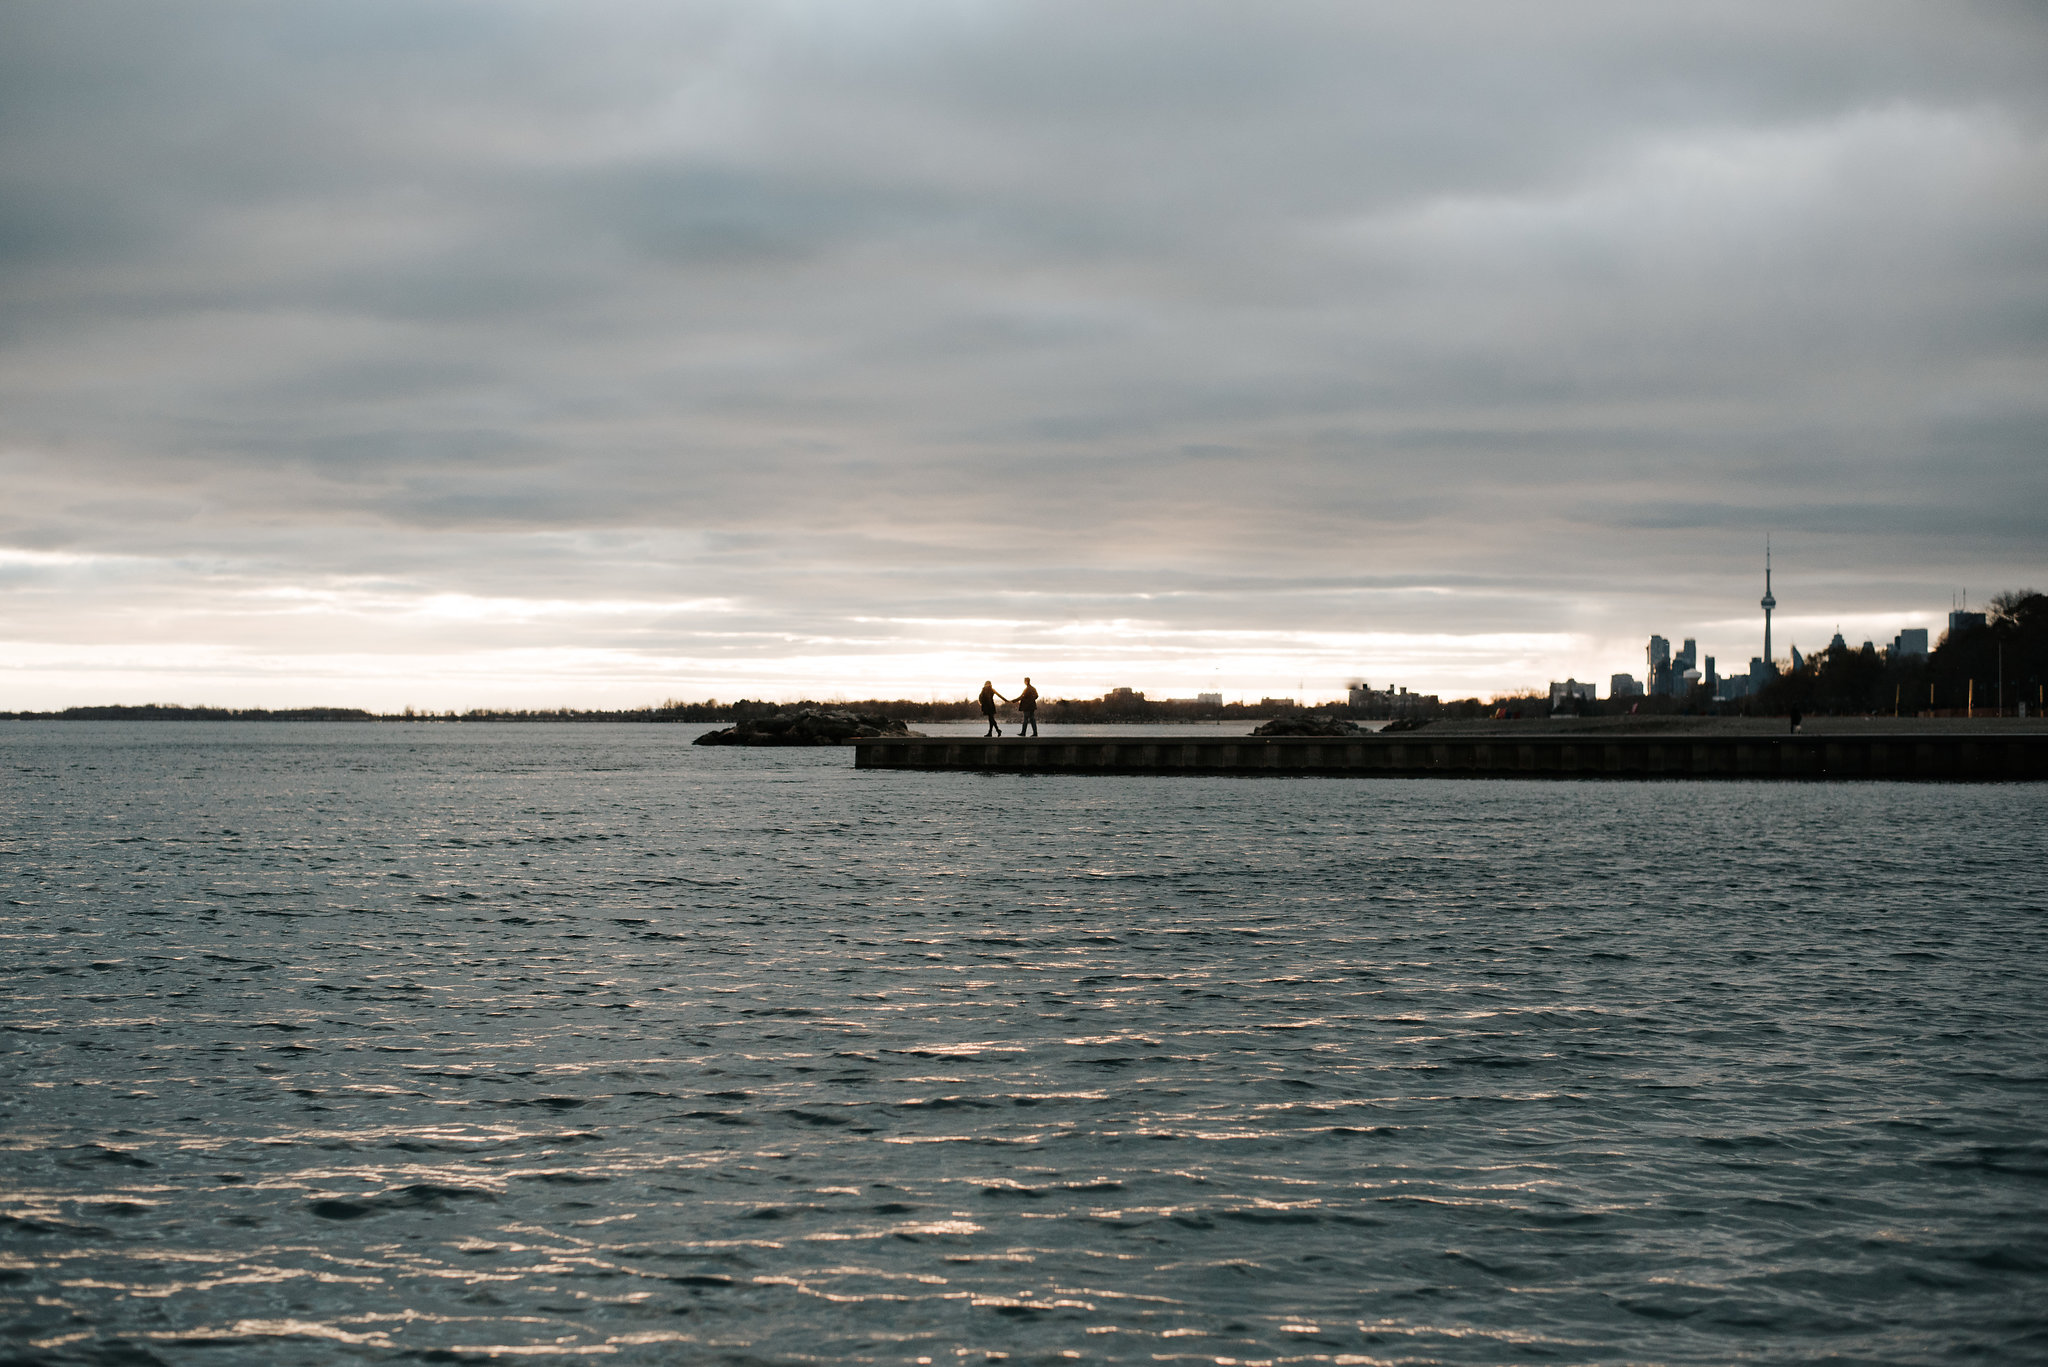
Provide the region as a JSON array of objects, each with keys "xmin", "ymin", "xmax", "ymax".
[{"xmin": 979, "ymin": 678, "xmax": 1039, "ymax": 737}]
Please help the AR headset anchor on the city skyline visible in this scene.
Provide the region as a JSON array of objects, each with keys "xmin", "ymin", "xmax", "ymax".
[{"xmin": 2, "ymin": 4, "xmax": 2042, "ymax": 710}]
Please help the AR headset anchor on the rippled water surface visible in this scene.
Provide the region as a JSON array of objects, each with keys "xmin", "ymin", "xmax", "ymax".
[{"xmin": 3, "ymin": 722, "xmax": 2045, "ymax": 1366}]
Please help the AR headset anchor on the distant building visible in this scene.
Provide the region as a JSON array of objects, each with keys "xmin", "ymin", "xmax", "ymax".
[
  {"xmin": 1721, "ymin": 657, "xmax": 1772, "ymax": 700},
  {"xmin": 1703, "ymin": 655, "xmax": 1717, "ymax": 694},
  {"xmin": 1259, "ymin": 697, "xmax": 1296, "ymax": 709},
  {"xmin": 1548, "ymin": 679, "xmax": 1596, "ymax": 707},
  {"xmin": 1947, "ymin": 610, "xmax": 1986, "ymax": 640},
  {"xmin": 1391, "ymin": 688, "xmax": 1439, "ymax": 716},
  {"xmin": 1610, "ymin": 673, "xmax": 1643, "ymax": 699},
  {"xmin": 1891, "ymin": 628, "xmax": 1928, "ymax": 658},
  {"xmin": 1647, "ymin": 635, "xmax": 1674, "ymax": 697},
  {"xmin": 1196, "ymin": 692, "xmax": 1223, "ymax": 707},
  {"xmin": 1345, "ymin": 682, "xmax": 1439, "ymax": 718},
  {"xmin": 1663, "ymin": 640, "xmax": 1697, "ymax": 698}
]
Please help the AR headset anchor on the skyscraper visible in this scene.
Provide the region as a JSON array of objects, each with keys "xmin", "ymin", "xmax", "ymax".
[{"xmin": 1760, "ymin": 541, "xmax": 1776, "ymax": 666}]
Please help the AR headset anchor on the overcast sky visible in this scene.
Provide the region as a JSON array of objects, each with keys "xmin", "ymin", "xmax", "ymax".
[{"xmin": 3, "ymin": 1, "xmax": 2043, "ymax": 708}]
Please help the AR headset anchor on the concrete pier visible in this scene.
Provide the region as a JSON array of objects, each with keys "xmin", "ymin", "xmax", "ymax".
[{"xmin": 853, "ymin": 733, "xmax": 2048, "ymax": 781}]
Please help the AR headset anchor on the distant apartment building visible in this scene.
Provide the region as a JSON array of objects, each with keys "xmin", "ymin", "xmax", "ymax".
[
  {"xmin": 1346, "ymin": 682, "xmax": 1439, "ymax": 718},
  {"xmin": 1890, "ymin": 628, "xmax": 1928, "ymax": 659},
  {"xmin": 1610, "ymin": 673, "xmax": 1643, "ymax": 699},
  {"xmin": 1195, "ymin": 692, "xmax": 1223, "ymax": 706},
  {"xmin": 1548, "ymin": 679, "xmax": 1596, "ymax": 708}
]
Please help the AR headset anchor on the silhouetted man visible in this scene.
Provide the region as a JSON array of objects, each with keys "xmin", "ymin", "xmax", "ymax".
[
  {"xmin": 1016, "ymin": 678, "xmax": 1039, "ymax": 736},
  {"xmin": 979, "ymin": 680, "xmax": 1009, "ymax": 736}
]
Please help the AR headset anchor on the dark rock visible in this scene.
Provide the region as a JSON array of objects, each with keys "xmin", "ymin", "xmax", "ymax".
[
  {"xmin": 1251, "ymin": 714, "xmax": 1364, "ymax": 737},
  {"xmin": 693, "ymin": 709, "xmax": 925, "ymax": 746}
]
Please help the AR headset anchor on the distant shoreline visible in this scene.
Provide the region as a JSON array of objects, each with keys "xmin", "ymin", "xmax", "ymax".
[
  {"xmin": 4, "ymin": 707, "xmax": 2043, "ymax": 734},
  {"xmin": 0, "ymin": 700, "xmax": 1299, "ymax": 725},
  {"xmin": 0, "ymin": 706, "xmax": 684, "ymax": 724}
]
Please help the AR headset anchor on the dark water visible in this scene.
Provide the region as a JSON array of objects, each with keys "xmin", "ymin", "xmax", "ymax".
[{"xmin": 3, "ymin": 722, "xmax": 2045, "ymax": 1366}]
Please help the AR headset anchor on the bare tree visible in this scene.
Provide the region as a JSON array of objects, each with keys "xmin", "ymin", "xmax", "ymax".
[{"xmin": 1989, "ymin": 589, "xmax": 2044, "ymax": 625}]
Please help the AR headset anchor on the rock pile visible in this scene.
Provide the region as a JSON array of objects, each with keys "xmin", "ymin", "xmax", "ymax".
[
  {"xmin": 693, "ymin": 709, "xmax": 925, "ymax": 746},
  {"xmin": 1250, "ymin": 714, "xmax": 1364, "ymax": 737}
]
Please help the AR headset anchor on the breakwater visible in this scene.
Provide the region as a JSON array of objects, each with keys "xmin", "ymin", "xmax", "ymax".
[{"xmin": 854, "ymin": 732, "xmax": 2048, "ymax": 780}]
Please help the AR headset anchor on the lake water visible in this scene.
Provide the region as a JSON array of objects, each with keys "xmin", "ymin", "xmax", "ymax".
[{"xmin": 3, "ymin": 722, "xmax": 2045, "ymax": 1365}]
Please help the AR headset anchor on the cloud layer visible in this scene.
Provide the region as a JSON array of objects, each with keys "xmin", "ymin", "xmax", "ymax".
[{"xmin": 3, "ymin": 1, "xmax": 2043, "ymax": 705}]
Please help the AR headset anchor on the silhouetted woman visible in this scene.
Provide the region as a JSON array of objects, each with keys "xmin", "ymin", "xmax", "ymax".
[{"xmin": 979, "ymin": 680, "xmax": 1009, "ymax": 736}]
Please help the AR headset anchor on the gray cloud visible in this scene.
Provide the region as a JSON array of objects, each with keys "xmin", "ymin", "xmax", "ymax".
[{"xmin": 1, "ymin": 1, "xmax": 2043, "ymax": 704}]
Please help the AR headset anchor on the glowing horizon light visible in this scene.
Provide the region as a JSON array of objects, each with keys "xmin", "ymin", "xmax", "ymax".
[
  {"xmin": 0, "ymin": 556, "xmax": 1982, "ymax": 713},
  {"xmin": 0, "ymin": 617, "xmax": 1657, "ymax": 713}
]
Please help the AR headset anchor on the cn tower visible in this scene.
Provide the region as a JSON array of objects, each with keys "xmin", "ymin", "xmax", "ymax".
[{"xmin": 1760, "ymin": 539, "xmax": 1776, "ymax": 666}]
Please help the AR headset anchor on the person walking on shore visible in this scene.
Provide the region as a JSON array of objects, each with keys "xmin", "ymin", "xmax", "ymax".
[
  {"xmin": 1016, "ymin": 677, "xmax": 1039, "ymax": 736},
  {"xmin": 978, "ymin": 680, "xmax": 1009, "ymax": 736}
]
